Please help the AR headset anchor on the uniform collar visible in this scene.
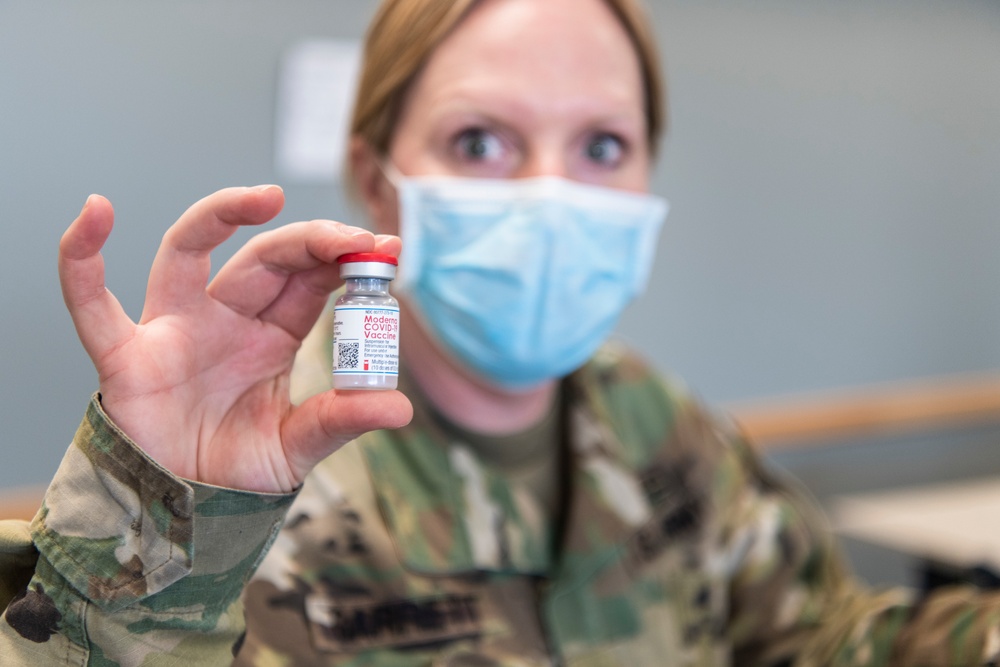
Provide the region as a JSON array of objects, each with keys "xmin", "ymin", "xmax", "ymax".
[{"xmin": 360, "ymin": 348, "xmax": 656, "ymax": 578}]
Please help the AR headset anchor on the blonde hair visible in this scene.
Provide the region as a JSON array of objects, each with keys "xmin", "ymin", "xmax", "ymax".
[{"xmin": 349, "ymin": 0, "xmax": 666, "ymax": 160}]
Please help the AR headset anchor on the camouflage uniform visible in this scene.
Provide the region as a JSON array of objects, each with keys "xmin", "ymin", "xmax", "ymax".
[{"xmin": 4, "ymin": 310, "xmax": 1000, "ymax": 665}]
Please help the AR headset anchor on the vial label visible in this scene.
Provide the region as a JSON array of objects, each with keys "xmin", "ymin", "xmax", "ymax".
[{"xmin": 333, "ymin": 306, "xmax": 400, "ymax": 378}]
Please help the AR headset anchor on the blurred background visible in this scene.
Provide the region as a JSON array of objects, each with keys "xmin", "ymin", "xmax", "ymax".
[{"xmin": 1, "ymin": 1, "xmax": 998, "ymax": 587}]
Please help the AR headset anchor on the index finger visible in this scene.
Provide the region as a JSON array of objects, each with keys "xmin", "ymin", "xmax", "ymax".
[{"xmin": 141, "ymin": 185, "xmax": 285, "ymax": 320}]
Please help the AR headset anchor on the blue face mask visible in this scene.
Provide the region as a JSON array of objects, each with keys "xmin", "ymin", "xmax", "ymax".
[{"xmin": 390, "ymin": 170, "xmax": 669, "ymax": 390}]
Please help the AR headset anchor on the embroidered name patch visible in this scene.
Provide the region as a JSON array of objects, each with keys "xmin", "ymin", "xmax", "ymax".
[{"xmin": 305, "ymin": 593, "xmax": 482, "ymax": 652}]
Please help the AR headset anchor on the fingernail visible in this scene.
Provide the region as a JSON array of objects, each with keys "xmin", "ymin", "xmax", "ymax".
[
  {"xmin": 345, "ymin": 226, "xmax": 372, "ymax": 238},
  {"xmin": 252, "ymin": 184, "xmax": 283, "ymax": 193},
  {"xmin": 81, "ymin": 194, "xmax": 97, "ymax": 213}
]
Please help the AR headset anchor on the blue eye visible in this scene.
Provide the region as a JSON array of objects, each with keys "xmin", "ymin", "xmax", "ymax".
[
  {"xmin": 585, "ymin": 134, "xmax": 625, "ymax": 167},
  {"xmin": 455, "ymin": 128, "xmax": 503, "ymax": 161}
]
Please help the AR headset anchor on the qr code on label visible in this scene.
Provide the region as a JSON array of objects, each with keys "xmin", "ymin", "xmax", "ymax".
[{"xmin": 337, "ymin": 342, "xmax": 360, "ymax": 370}]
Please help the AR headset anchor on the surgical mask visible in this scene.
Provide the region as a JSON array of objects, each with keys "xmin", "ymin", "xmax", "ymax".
[{"xmin": 388, "ymin": 168, "xmax": 669, "ymax": 390}]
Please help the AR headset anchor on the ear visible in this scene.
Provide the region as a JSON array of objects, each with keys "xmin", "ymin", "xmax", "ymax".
[{"xmin": 349, "ymin": 137, "xmax": 399, "ymax": 236}]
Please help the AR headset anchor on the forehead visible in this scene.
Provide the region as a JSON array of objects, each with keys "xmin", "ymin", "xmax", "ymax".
[{"xmin": 406, "ymin": 0, "xmax": 645, "ymax": 121}]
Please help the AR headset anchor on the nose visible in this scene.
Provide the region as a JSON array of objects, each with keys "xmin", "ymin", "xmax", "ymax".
[{"xmin": 514, "ymin": 146, "xmax": 569, "ymax": 180}]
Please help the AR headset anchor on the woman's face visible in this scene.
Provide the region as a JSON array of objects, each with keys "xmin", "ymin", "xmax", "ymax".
[{"xmin": 388, "ymin": 0, "xmax": 651, "ymax": 192}]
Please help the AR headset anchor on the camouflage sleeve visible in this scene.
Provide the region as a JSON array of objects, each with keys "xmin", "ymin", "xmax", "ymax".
[
  {"xmin": 0, "ymin": 394, "xmax": 296, "ymax": 666},
  {"xmin": 721, "ymin": 432, "xmax": 1000, "ymax": 667}
]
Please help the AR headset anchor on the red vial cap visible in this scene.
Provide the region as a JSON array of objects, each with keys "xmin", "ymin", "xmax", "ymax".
[{"xmin": 338, "ymin": 252, "xmax": 398, "ymax": 265}]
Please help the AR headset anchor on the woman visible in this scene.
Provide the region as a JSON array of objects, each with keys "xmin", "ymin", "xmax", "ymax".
[{"xmin": 3, "ymin": 0, "xmax": 1000, "ymax": 664}]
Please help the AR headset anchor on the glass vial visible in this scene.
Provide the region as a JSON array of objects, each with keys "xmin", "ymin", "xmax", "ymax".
[{"xmin": 332, "ymin": 253, "xmax": 400, "ymax": 390}]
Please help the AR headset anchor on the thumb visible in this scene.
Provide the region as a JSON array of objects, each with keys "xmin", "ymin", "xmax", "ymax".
[{"xmin": 280, "ymin": 389, "xmax": 413, "ymax": 483}]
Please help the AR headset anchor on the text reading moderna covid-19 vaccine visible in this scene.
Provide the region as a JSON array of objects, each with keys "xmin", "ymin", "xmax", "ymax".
[{"xmin": 332, "ymin": 253, "xmax": 399, "ymax": 390}]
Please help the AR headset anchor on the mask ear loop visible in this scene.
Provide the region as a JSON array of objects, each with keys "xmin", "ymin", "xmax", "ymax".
[
  {"xmin": 374, "ymin": 160, "xmax": 421, "ymax": 291},
  {"xmin": 377, "ymin": 160, "xmax": 405, "ymax": 188}
]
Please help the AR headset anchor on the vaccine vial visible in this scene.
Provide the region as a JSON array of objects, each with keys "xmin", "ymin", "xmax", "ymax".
[{"xmin": 332, "ymin": 253, "xmax": 400, "ymax": 390}]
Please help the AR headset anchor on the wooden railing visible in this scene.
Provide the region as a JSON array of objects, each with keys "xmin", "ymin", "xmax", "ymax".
[
  {"xmin": 2, "ymin": 372, "xmax": 1000, "ymax": 520},
  {"xmin": 728, "ymin": 371, "xmax": 1000, "ymax": 450},
  {"xmin": 0, "ymin": 485, "xmax": 46, "ymax": 522}
]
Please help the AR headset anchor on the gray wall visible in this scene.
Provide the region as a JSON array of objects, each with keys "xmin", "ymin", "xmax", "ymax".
[{"xmin": 1, "ymin": 1, "xmax": 998, "ymax": 495}]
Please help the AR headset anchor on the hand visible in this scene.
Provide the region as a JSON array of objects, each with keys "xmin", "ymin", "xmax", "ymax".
[{"xmin": 58, "ymin": 186, "xmax": 413, "ymax": 493}]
